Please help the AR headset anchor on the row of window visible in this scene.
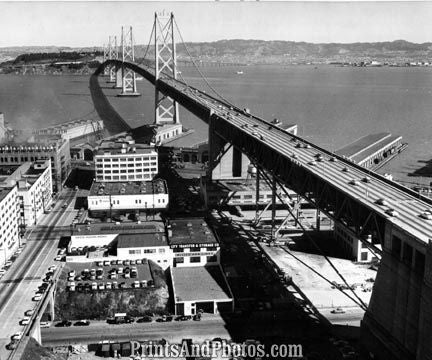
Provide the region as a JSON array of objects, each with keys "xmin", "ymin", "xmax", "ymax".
[
  {"xmin": 128, "ymin": 248, "xmax": 166, "ymax": 255},
  {"xmin": 96, "ymin": 156, "xmax": 157, "ymax": 162},
  {"xmin": 96, "ymin": 162, "xmax": 157, "ymax": 168},
  {"xmin": 173, "ymin": 247, "xmax": 218, "ymax": 253},
  {"xmin": 96, "ymin": 168, "xmax": 155, "ymax": 174},
  {"xmin": 173, "ymin": 255, "xmax": 217, "ymax": 264},
  {"xmin": 96, "ymin": 174, "xmax": 152, "ymax": 181},
  {"xmin": 0, "ymin": 156, "xmax": 55, "ymax": 163}
]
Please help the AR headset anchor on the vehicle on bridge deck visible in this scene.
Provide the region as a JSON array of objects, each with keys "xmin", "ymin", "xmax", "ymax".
[
  {"xmin": 74, "ymin": 320, "xmax": 90, "ymax": 326},
  {"xmin": 55, "ymin": 320, "xmax": 72, "ymax": 327},
  {"xmin": 330, "ymin": 307, "xmax": 346, "ymax": 314}
]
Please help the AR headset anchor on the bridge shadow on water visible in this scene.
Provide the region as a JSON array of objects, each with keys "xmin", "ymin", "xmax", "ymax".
[
  {"xmin": 89, "ymin": 73, "xmax": 131, "ymax": 135},
  {"xmin": 408, "ymin": 158, "xmax": 432, "ymax": 179}
]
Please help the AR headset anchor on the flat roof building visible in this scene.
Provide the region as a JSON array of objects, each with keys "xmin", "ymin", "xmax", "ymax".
[
  {"xmin": 0, "ymin": 160, "xmax": 52, "ymax": 227},
  {"xmin": 95, "ymin": 138, "xmax": 158, "ymax": 183},
  {"xmin": 171, "ymin": 266, "xmax": 233, "ymax": 316},
  {"xmin": 0, "ymin": 139, "xmax": 70, "ymax": 192},
  {"xmin": 0, "ymin": 186, "xmax": 19, "ymax": 267},
  {"xmin": 168, "ymin": 218, "xmax": 220, "ymax": 268},
  {"xmin": 87, "ymin": 179, "xmax": 169, "ymax": 218}
]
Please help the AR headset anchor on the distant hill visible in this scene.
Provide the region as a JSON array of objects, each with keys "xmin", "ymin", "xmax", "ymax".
[{"xmin": 2, "ymin": 40, "xmax": 432, "ymax": 65}]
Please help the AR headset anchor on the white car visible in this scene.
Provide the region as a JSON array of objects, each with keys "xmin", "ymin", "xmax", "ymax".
[
  {"xmin": 33, "ymin": 294, "xmax": 42, "ymax": 301},
  {"xmin": 55, "ymin": 255, "xmax": 63, "ymax": 261},
  {"xmin": 25, "ymin": 309, "xmax": 35, "ymax": 316},
  {"xmin": 420, "ymin": 211, "xmax": 432, "ymax": 220},
  {"xmin": 11, "ymin": 332, "xmax": 23, "ymax": 340},
  {"xmin": 385, "ymin": 208, "xmax": 399, "ymax": 217},
  {"xmin": 40, "ymin": 321, "xmax": 50, "ymax": 328},
  {"xmin": 20, "ymin": 317, "xmax": 30, "ymax": 325},
  {"xmin": 48, "ymin": 265, "xmax": 56, "ymax": 272}
]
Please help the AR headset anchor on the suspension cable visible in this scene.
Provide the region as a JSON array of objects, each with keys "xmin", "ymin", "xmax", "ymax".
[
  {"xmin": 138, "ymin": 22, "xmax": 156, "ymax": 65},
  {"xmin": 173, "ymin": 18, "xmax": 234, "ymax": 106}
]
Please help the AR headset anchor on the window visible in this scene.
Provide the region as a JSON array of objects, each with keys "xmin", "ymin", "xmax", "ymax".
[
  {"xmin": 173, "ymin": 248, "xmax": 183, "ymax": 253},
  {"xmin": 360, "ymin": 252, "xmax": 368, "ymax": 261},
  {"xmin": 158, "ymin": 248, "xmax": 165, "ymax": 253},
  {"xmin": 174, "ymin": 257, "xmax": 184, "ymax": 265},
  {"xmin": 143, "ymin": 249, "xmax": 156, "ymax": 254},
  {"xmin": 207, "ymin": 255, "xmax": 217, "ymax": 262},
  {"xmin": 129, "ymin": 249, "xmax": 141, "ymax": 255},
  {"xmin": 190, "ymin": 256, "xmax": 201, "ymax": 263}
]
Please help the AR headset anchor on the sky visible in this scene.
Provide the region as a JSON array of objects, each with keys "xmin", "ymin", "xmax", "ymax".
[{"xmin": 1, "ymin": 1, "xmax": 432, "ymax": 47}]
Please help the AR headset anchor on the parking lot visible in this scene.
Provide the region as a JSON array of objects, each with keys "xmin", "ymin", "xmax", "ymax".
[{"xmin": 62, "ymin": 260, "xmax": 154, "ymax": 292}]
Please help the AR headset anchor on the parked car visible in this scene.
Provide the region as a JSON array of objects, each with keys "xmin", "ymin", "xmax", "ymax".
[
  {"xmin": 6, "ymin": 340, "xmax": 19, "ymax": 350},
  {"xmin": 55, "ymin": 320, "xmax": 72, "ymax": 327},
  {"xmin": 40, "ymin": 321, "xmax": 50, "ymax": 328},
  {"xmin": 331, "ymin": 307, "xmax": 346, "ymax": 314},
  {"xmin": 20, "ymin": 317, "xmax": 31, "ymax": 325},
  {"xmin": 193, "ymin": 314, "xmax": 202, "ymax": 321},
  {"xmin": 137, "ymin": 316, "xmax": 152, "ymax": 323},
  {"xmin": 175, "ymin": 315, "xmax": 192, "ymax": 321},
  {"xmin": 11, "ymin": 332, "xmax": 23, "ymax": 340},
  {"xmin": 74, "ymin": 320, "xmax": 90, "ymax": 326},
  {"xmin": 25, "ymin": 309, "xmax": 34, "ymax": 316},
  {"xmin": 33, "ymin": 294, "xmax": 42, "ymax": 301}
]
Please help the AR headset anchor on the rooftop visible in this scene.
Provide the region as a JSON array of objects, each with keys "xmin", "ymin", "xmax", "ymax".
[
  {"xmin": 95, "ymin": 140, "xmax": 156, "ymax": 156},
  {"xmin": 89, "ymin": 179, "xmax": 167, "ymax": 196},
  {"xmin": 73, "ymin": 221, "xmax": 165, "ymax": 236},
  {"xmin": 0, "ymin": 139, "xmax": 66, "ymax": 153},
  {"xmin": 335, "ymin": 133, "xmax": 391, "ymax": 159},
  {"xmin": 168, "ymin": 218, "xmax": 219, "ymax": 247},
  {"xmin": 0, "ymin": 186, "xmax": 14, "ymax": 203},
  {"xmin": 117, "ymin": 232, "xmax": 168, "ymax": 248},
  {"xmin": 351, "ymin": 134, "xmax": 402, "ymax": 164},
  {"xmin": 34, "ymin": 119, "xmax": 103, "ymax": 133},
  {"xmin": 171, "ymin": 266, "xmax": 232, "ymax": 302}
]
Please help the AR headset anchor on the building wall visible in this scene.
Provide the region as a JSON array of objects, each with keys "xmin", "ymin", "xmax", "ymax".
[
  {"xmin": 172, "ymin": 246, "xmax": 220, "ymax": 267},
  {"xmin": 0, "ymin": 186, "xmax": 20, "ymax": 267},
  {"xmin": 0, "ymin": 140, "xmax": 70, "ymax": 192},
  {"xmin": 95, "ymin": 151, "xmax": 158, "ymax": 182},
  {"xmin": 88, "ymin": 193, "xmax": 169, "ymax": 212},
  {"xmin": 155, "ymin": 124, "xmax": 183, "ymax": 144},
  {"xmin": 117, "ymin": 245, "xmax": 173, "ymax": 270},
  {"xmin": 18, "ymin": 162, "xmax": 52, "ymax": 226},
  {"xmin": 334, "ymin": 222, "xmax": 380, "ymax": 262}
]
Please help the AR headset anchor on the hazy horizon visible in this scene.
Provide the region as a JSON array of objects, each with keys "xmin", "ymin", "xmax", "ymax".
[{"xmin": 1, "ymin": 2, "xmax": 432, "ymax": 48}]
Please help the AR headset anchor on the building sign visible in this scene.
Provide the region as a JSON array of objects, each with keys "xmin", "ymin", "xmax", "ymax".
[{"xmin": 175, "ymin": 251, "xmax": 216, "ymax": 257}]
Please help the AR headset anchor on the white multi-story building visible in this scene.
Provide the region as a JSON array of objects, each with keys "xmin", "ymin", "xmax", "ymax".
[
  {"xmin": 95, "ymin": 141, "xmax": 158, "ymax": 182},
  {"xmin": 168, "ymin": 218, "xmax": 220, "ymax": 268},
  {"xmin": 87, "ymin": 179, "xmax": 169, "ymax": 218},
  {"xmin": 0, "ymin": 160, "xmax": 52, "ymax": 227},
  {"xmin": 0, "ymin": 186, "xmax": 19, "ymax": 267}
]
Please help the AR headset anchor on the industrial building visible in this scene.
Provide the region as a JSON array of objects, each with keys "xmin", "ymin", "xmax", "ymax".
[
  {"xmin": 0, "ymin": 160, "xmax": 52, "ymax": 227},
  {"xmin": 0, "ymin": 186, "xmax": 19, "ymax": 267},
  {"xmin": 87, "ymin": 179, "xmax": 169, "ymax": 218},
  {"xmin": 67, "ymin": 221, "xmax": 172, "ymax": 269},
  {"xmin": 0, "ymin": 139, "xmax": 70, "ymax": 192},
  {"xmin": 171, "ymin": 266, "xmax": 234, "ymax": 316},
  {"xmin": 32, "ymin": 119, "xmax": 104, "ymax": 145},
  {"xmin": 335, "ymin": 132, "xmax": 407, "ymax": 170},
  {"xmin": 333, "ymin": 222, "xmax": 382, "ymax": 263},
  {"xmin": 94, "ymin": 139, "xmax": 158, "ymax": 182},
  {"xmin": 168, "ymin": 218, "xmax": 220, "ymax": 267}
]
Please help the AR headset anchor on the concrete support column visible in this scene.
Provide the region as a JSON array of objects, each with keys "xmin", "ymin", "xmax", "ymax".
[
  {"xmin": 31, "ymin": 318, "xmax": 42, "ymax": 345},
  {"xmin": 115, "ymin": 66, "xmax": 123, "ymax": 89},
  {"xmin": 316, "ymin": 209, "xmax": 321, "ymax": 231},
  {"xmin": 49, "ymin": 291, "xmax": 55, "ymax": 321}
]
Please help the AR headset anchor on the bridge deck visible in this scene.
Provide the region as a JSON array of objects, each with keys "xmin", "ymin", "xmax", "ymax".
[{"xmin": 101, "ymin": 61, "xmax": 432, "ymax": 250}]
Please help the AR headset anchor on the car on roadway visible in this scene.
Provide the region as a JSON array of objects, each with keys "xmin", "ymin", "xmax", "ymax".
[
  {"xmin": 329, "ymin": 156, "xmax": 338, "ymax": 162},
  {"xmin": 62, "ymin": 203, "xmax": 68, "ymax": 209},
  {"xmin": 156, "ymin": 315, "xmax": 173, "ymax": 322},
  {"xmin": 20, "ymin": 317, "xmax": 31, "ymax": 325},
  {"xmin": 175, "ymin": 315, "xmax": 192, "ymax": 321},
  {"xmin": 25, "ymin": 309, "xmax": 35, "ymax": 316},
  {"xmin": 330, "ymin": 307, "xmax": 346, "ymax": 314},
  {"xmin": 55, "ymin": 320, "xmax": 72, "ymax": 327},
  {"xmin": 48, "ymin": 265, "xmax": 56, "ymax": 272},
  {"xmin": 137, "ymin": 316, "xmax": 152, "ymax": 323},
  {"xmin": 348, "ymin": 179, "xmax": 360, "ymax": 186},
  {"xmin": 420, "ymin": 212, "xmax": 432, "ymax": 220},
  {"xmin": 6, "ymin": 340, "xmax": 19, "ymax": 350},
  {"xmin": 11, "ymin": 332, "xmax": 23, "ymax": 341},
  {"xmin": 74, "ymin": 320, "xmax": 90, "ymax": 326},
  {"xmin": 33, "ymin": 294, "xmax": 42, "ymax": 301},
  {"xmin": 193, "ymin": 314, "xmax": 202, "ymax": 321},
  {"xmin": 55, "ymin": 255, "xmax": 63, "ymax": 261},
  {"xmin": 40, "ymin": 321, "xmax": 50, "ymax": 328},
  {"xmin": 385, "ymin": 208, "xmax": 399, "ymax": 217},
  {"xmin": 375, "ymin": 198, "xmax": 388, "ymax": 206},
  {"xmin": 5, "ymin": 260, "xmax": 13, "ymax": 267}
]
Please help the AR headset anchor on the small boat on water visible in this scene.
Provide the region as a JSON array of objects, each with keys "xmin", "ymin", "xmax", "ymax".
[{"xmin": 236, "ymin": 70, "xmax": 244, "ymax": 75}]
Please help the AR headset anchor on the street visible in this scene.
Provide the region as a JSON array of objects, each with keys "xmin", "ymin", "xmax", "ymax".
[{"xmin": 0, "ymin": 188, "xmax": 78, "ymax": 359}]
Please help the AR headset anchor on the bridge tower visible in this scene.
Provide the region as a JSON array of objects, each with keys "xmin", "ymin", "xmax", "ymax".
[
  {"xmin": 117, "ymin": 26, "xmax": 140, "ymax": 97},
  {"xmin": 106, "ymin": 35, "xmax": 118, "ymax": 83},
  {"xmin": 154, "ymin": 11, "xmax": 181, "ymax": 129},
  {"xmin": 102, "ymin": 43, "xmax": 109, "ymax": 76}
]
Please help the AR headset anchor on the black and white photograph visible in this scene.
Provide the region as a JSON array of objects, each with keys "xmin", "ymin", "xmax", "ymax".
[{"xmin": 1, "ymin": 1, "xmax": 432, "ymax": 359}]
